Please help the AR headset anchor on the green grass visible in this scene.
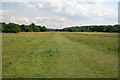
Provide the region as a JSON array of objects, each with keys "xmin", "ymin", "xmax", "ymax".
[{"xmin": 2, "ymin": 32, "xmax": 118, "ymax": 78}]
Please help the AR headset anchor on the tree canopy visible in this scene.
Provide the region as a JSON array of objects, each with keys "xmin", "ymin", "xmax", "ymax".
[{"xmin": 0, "ymin": 22, "xmax": 119, "ymax": 33}]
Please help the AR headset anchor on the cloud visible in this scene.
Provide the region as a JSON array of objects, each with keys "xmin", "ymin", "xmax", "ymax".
[
  {"xmin": 63, "ymin": 1, "xmax": 117, "ymax": 18},
  {"xmin": 23, "ymin": 2, "xmax": 35, "ymax": 8},
  {"xmin": 10, "ymin": 16, "xmax": 16, "ymax": 22},
  {"xmin": 1, "ymin": 1, "xmax": 118, "ymax": 28},
  {"xmin": 45, "ymin": 0, "xmax": 63, "ymax": 12},
  {"xmin": 58, "ymin": 17, "xmax": 66, "ymax": 21},
  {"xmin": 35, "ymin": 17, "xmax": 50, "ymax": 20},
  {"xmin": 0, "ymin": 10, "xmax": 9, "ymax": 15},
  {"xmin": 1, "ymin": 0, "xmax": 119, "ymax": 2},
  {"xmin": 2, "ymin": 16, "xmax": 30, "ymax": 24},
  {"xmin": 18, "ymin": 17, "xmax": 29, "ymax": 23},
  {"xmin": 0, "ymin": 16, "xmax": 4, "ymax": 20}
]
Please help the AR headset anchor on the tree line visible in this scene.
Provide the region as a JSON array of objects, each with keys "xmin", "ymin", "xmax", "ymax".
[
  {"xmin": 62, "ymin": 25, "xmax": 120, "ymax": 32},
  {"xmin": 1, "ymin": 22, "xmax": 47, "ymax": 33},
  {"xmin": 0, "ymin": 22, "xmax": 119, "ymax": 33}
]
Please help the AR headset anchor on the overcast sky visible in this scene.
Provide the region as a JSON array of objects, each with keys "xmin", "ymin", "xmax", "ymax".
[{"xmin": 0, "ymin": 0, "xmax": 119, "ymax": 28}]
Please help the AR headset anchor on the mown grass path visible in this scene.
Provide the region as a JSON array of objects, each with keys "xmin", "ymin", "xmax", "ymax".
[{"xmin": 2, "ymin": 32, "xmax": 118, "ymax": 78}]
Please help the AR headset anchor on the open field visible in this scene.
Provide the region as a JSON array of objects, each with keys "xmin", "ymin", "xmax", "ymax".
[{"xmin": 2, "ymin": 32, "xmax": 118, "ymax": 78}]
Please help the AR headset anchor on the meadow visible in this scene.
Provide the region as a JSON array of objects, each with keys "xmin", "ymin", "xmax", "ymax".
[{"xmin": 2, "ymin": 32, "xmax": 118, "ymax": 78}]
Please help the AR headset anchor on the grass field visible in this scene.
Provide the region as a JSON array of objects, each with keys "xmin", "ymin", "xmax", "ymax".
[{"xmin": 2, "ymin": 32, "xmax": 118, "ymax": 78}]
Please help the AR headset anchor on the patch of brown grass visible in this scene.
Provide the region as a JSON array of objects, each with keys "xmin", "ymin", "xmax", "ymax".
[{"xmin": 72, "ymin": 32, "xmax": 118, "ymax": 35}]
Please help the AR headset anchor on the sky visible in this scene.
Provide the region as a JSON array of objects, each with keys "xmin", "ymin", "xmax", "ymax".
[{"xmin": 0, "ymin": 0, "xmax": 119, "ymax": 29}]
